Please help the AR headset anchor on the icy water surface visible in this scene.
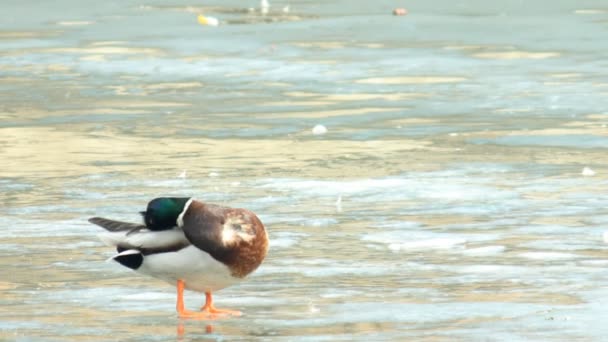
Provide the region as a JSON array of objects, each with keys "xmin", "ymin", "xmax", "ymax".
[{"xmin": 2, "ymin": 0, "xmax": 608, "ymax": 340}]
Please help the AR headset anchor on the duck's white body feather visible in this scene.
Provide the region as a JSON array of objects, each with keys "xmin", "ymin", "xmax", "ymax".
[
  {"xmin": 100, "ymin": 228, "xmax": 239, "ymax": 292},
  {"xmin": 138, "ymin": 246, "xmax": 238, "ymax": 292}
]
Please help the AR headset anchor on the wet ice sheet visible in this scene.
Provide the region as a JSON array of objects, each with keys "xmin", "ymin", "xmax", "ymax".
[
  {"xmin": 4, "ymin": 160, "xmax": 608, "ymax": 341},
  {"xmin": 4, "ymin": 163, "xmax": 608, "ymax": 340}
]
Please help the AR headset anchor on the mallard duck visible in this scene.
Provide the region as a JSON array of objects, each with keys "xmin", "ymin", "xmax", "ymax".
[{"xmin": 89, "ymin": 197, "xmax": 269, "ymax": 319}]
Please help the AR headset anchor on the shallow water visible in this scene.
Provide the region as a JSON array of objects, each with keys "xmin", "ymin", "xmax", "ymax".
[{"xmin": 2, "ymin": 0, "xmax": 608, "ymax": 340}]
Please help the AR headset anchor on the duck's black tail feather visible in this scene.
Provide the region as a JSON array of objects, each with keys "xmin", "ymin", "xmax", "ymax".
[{"xmin": 112, "ymin": 250, "xmax": 144, "ymax": 270}]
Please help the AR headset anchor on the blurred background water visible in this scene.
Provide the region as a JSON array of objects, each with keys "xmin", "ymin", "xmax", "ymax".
[{"xmin": 2, "ymin": 0, "xmax": 608, "ymax": 341}]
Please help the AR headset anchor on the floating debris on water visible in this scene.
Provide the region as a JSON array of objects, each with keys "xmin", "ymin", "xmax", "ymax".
[
  {"xmin": 393, "ymin": 8, "xmax": 408, "ymax": 16},
  {"xmin": 312, "ymin": 124, "xmax": 328, "ymax": 135},
  {"xmin": 261, "ymin": 0, "xmax": 270, "ymax": 14},
  {"xmin": 197, "ymin": 14, "xmax": 220, "ymax": 26},
  {"xmin": 582, "ymin": 167, "xmax": 596, "ymax": 176},
  {"xmin": 308, "ymin": 301, "xmax": 320, "ymax": 314},
  {"xmin": 178, "ymin": 170, "xmax": 187, "ymax": 179}
]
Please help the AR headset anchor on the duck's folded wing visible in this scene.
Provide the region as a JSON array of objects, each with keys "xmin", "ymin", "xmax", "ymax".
[
  {"xmin": 90, "ymin": 217, "xmax": 190, "ymax": 254},
  {"xmin": 88, "ymin": 217, "xmax": 145, "ymax": 232}
]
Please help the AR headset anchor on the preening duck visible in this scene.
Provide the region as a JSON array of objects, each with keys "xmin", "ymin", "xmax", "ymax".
[{"xmin": 89, "ymin": 197, "xmax": 269, "ymax": 318}]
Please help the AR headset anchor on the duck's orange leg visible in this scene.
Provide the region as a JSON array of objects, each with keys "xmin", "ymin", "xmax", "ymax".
[
  {"xmin": 176, "ymin": 280, "xmax": 241, "ymax": 319},
  {"xmin": 200, "ymin": 292, "xmax": 241, "ymax": 316},
  {"xmin": 176, "ymin": 280, "xmax": 211, "ymax": 319}
]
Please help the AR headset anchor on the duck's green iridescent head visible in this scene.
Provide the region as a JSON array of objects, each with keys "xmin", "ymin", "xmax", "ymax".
[{"xmin": 140, "ymin": 197, "xmax": 191, "ymax": 231}]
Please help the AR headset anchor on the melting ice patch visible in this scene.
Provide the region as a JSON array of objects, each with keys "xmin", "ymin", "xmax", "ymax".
[
  {"xmin": 263, "ymin": 302, "xmax": 552, "ymax": 327},
  {"xmin": 518, "ymin": 252, "xmax": 583, "ymax": 260},
  {"xmin": 0, "ymin": 218, "xmax": 93, "ymax": 238},
  {"xmin": 388, "ymin": 238, "xmax": 467, "ymax": 251},
  {"xmin": 0, "ymin": 179, "xmax": 33, "ymax": 191},
  {"xmin": 44, "ymin": 287, "xmax": 173, "ymax": 312},
  {"xmin": 257, "ymin": 173, "xmax": 520, "ymax": 207},
  {"xmin": 455, "ymin": 264, "xmax": 525, "ymax": 274},
  {"xmin": 121, "ymin": 292, "xmax": 174, "ymax": 301},
  {"xmin": 471, "ymin": 135, "xmax": 608, "ymax": 149},
  {"xmin": 461, "ymin": 245, "xmax": 506, "ymax": 256},
  {"xmin": 269, "ymin": 231, "xmax": 308, "ymax": 249},
  {"xmin": 362, "ymin": 230, "xmax": 498, "ymax": 252},
  {"xmin": 259, "ymin": 214, "xmax": 338, "ymax": 227},
  {"xmin": 260, "ymin": 264, "xmax": 393, "ymax": 278},
  {"xmin": 518, "ymin": 238, "xmax": 602, "ymax": 251},
  {"xmin": 305, "ymin": 218, "xmax": 338, "ymax": 227},
  {"xmin": 370, "ymin": 221, "xmax": 422, "ymax": 230},
  {"xmin": 319, "ymin": 288, "xmax": 365, "ymax": 299},
  {"xmin": 260, "ymin": 258, "xmax": 396, "ymax": 277},
  {"xmin": 75, "ymin": 56, "xmax": 350, "ymax": 83},
  {"xmin": 514, "ymin": 224, "xmax": 582, "ymax": 235},
  {"xmin": 63, "ymin": 189, "xmax": 108, "ymax": 200},
  {"xmin": 217, "ymin": 296, "xmax": 289, "ymax": 306},
  {"xmin": 259, "ymin": 178, "xmax": 414, "ymax": 197}
]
